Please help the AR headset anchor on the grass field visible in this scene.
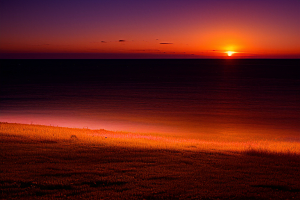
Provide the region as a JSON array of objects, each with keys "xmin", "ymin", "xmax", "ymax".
[{"xmin": 1, "ymin": 122, "xmax": 300, "ymax": 199}]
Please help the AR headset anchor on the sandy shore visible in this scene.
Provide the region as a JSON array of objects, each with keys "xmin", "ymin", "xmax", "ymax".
[{"xmin": 1, "ymin": 122, "xmax": 300, "ymax": 199}]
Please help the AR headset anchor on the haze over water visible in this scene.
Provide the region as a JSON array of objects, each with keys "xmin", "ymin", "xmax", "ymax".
[{"xmin": 1, "ymin": 59, "xmax": 299, "ymax": 142}]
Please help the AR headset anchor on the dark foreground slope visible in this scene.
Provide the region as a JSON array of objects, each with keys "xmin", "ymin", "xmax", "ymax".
[{"xmin": 1, "ymin": 131, "xmax": 300, "ymax": 199}]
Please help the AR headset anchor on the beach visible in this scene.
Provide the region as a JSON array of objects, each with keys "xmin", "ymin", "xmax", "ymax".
[{"xmin": 1, "ymin": 122, "xmax": 299, "ymax": 199}]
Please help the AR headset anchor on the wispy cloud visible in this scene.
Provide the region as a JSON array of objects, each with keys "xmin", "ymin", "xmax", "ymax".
[
  {"xmin": 160, "ymin": 43, "xmax": 173, "ymax": 45},
  {"xmin": 119, "ymin": 40, "xmax": 126, "ymax": 42}
]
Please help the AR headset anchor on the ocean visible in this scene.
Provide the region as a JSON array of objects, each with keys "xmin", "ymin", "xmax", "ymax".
[{"xmin": 1, "ymin": 59, "xmax": 299, "ymax": 142}]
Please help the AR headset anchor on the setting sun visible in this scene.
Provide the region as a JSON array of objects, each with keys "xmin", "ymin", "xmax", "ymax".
[{"xmin": 226, "ymin": 51, "xmax": 235, "ymax": 56}]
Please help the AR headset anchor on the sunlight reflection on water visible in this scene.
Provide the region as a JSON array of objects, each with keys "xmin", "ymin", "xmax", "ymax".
[{"xmin": 1, "ymin": 60, "xmax": 299, "ymax": 142}]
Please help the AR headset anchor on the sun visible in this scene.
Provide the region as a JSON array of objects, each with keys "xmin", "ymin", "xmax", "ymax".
[{"xmin": 226, "ymin": 51, "xmax": 235, "ymax": 56}]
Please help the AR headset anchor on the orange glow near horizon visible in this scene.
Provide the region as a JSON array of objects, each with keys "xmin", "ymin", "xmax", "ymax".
[
  {"xmin": 226, "ymin": 51, "xmax": 235, "ymax": 56},
  {"xmin": 0, "ymin": 1, "xmax": 300, "ymax": 58}
]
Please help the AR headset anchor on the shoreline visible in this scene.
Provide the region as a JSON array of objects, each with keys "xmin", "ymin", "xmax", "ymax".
[{"xmin": 1, "ymin": 122, "xmax": 300, "ymax": 154}]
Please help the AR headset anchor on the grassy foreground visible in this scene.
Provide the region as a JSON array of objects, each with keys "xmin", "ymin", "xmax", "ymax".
[{"xmin": 1, "ymin": 122, "xmax": 300, "ymax": 199}]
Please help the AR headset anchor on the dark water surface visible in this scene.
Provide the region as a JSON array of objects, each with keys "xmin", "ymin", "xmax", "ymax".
[{"xmin": 1, "ymin": 59, "xmax": 299, "ymax": 141}]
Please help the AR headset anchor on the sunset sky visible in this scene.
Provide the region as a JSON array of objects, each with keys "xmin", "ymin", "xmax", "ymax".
[{"xmin": 1, "ymin": 0, "xmax": 299, "ymax": 58}]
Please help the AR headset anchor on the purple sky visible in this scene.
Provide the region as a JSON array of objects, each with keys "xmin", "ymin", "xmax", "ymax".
[{"xmin": 1, "ymin": 0, "xmax": 299, "ymax": 58}]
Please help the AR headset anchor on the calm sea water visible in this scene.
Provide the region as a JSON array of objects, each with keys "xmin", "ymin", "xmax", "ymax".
[{"xmin": 1, "ymin": 59, "xmax": 299, "ymax": 141}]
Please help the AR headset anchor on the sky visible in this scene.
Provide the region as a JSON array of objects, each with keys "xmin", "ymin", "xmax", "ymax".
[{"xmin": 0, "ymin": 0, "xmax": 299, "ymax": 58}]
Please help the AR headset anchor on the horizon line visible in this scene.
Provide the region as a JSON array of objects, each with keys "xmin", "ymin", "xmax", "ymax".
[{"xmin": 1, "ymin": 52, "xmax": 299, "ymax": 59}]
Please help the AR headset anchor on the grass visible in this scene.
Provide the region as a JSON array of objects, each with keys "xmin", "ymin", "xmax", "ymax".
[
  {"xmin": 1, "ymin": 122, "xmax": 299, "ymax": 155},
  {"xmin": 1, "ymin": 122, "xmax": 300, "ymax": 199},
  {"xmin": 243, "ymin": 147, "xmax": 300, "ymax": 160}
]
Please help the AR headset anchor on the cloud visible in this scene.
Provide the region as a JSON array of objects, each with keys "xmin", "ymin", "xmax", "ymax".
[
  {"xmin": 101, "ymin": 41, "xmax": 107, "ymax": 43},
  {"xmin": 119, "ymin": 40, "xmax": 126, "ymax": 42},
  {"xmin": 160, "ymin": 43, "xmax": 173, "ymax": 45}
]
